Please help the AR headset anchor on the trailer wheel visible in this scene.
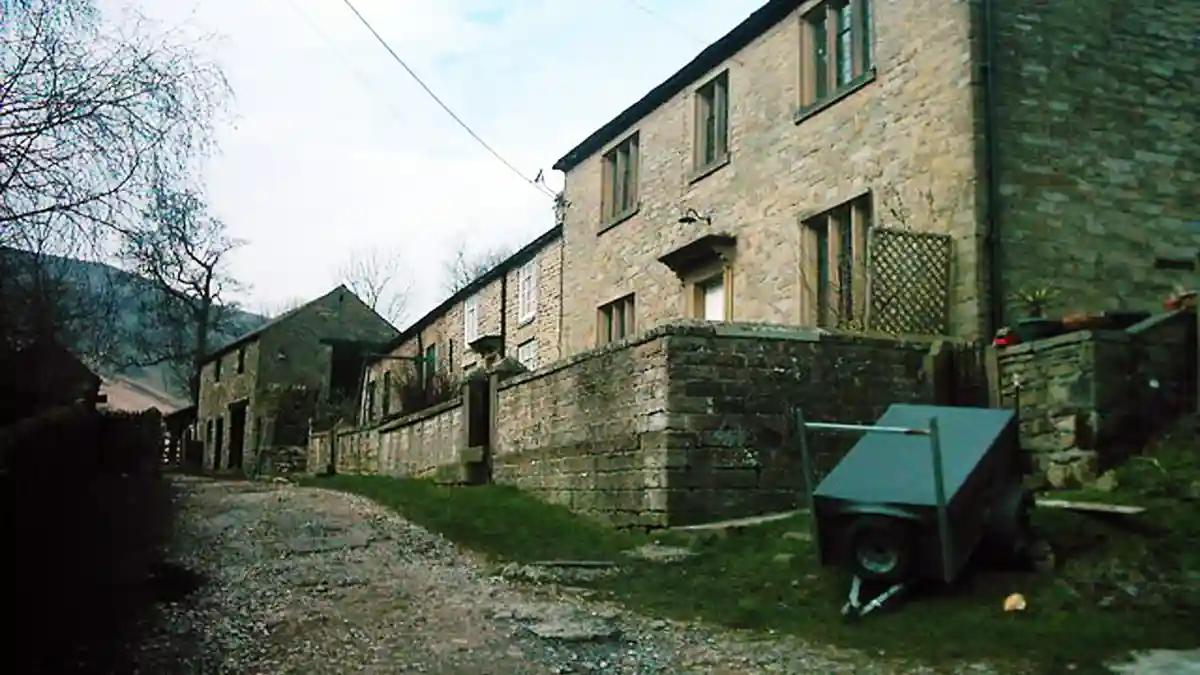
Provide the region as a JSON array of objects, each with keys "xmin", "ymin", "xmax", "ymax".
[
  {"xmin": 985, "ymin": 483, "xmax": 1034, "ymax": 554},
  {"xmin": 845, "ymin": 516, "xmax": 917, "ymax": 584}
]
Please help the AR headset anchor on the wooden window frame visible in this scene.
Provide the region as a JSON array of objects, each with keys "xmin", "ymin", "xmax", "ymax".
[
  {"xmin": 423, "ymin": 344, "xmax": 437, "ymax": 386},
  {"xmin": 364, "ymin": 379, "xmax": 377, "ymax": 423},
  {"xmin": 517, "ymin": 260, "xmax": 537, "ymax": 324},
  {"xmin": 686, "ymin": 264, "xmax": 735, "ymax": 322},
  {"xmin": 799, "ymin": 192, "xmax": 872, "ymax": 328},
  {"xmin": 597, "ymin": 294, "xmax": 636, "ymax": 346},
  {"xmin": 694, "ymin": 71, "xmax": 730, "ymax": 173},
  {"xmin": 236, "ymin": 345, "xmax": 246, "ymax": 374},
  {"xmin": 799, "ymin": 0, "xmax": 874, "ymax": 110},
  {"xmin": 517, "ymin": 339, "xmax": 539, "ymax": 370},
  {"xmin": 600, "ymin": 134, "xmax": 640, "ymax": 226},
  {"xmin": 381, "ymin": 370, "xmax": 391, "ymax": 416},
  {"xmin": 463, "ymin": 294, "xmax": 480, "ymax": 343}
]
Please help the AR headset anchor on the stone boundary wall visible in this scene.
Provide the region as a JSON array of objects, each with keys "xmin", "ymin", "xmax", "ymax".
[
  {"xmin": 492, "ymin": 329, "xmax": 670, "ymax": 527},
  {"xmin": 997, "ymin": 310, "xmax": 1196, "ymax": 488},
  {"xmin": 493, "ymin": 321, "xmax": 950, "ymax": 527},
  {"xmin": 310, "ymin": 320, "xmax": 963, "ymax": 527},
  {"xmin": 306, "ymin": 397, "xmax": 463, "ymax": 476}
]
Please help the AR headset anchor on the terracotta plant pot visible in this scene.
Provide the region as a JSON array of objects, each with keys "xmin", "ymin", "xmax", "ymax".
[{"xmin": 1061, "ymin": 312, "xmax": 1112, "ymax": 331}]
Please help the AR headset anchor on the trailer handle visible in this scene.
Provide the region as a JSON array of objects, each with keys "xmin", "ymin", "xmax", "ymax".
[{"xmin": 794, "ymin": 410, "xmax": 955, "ymax": 585}]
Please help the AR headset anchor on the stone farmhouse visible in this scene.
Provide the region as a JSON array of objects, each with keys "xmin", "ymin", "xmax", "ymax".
[
  {"xmin": 310, "ymin": 0, "xmax": 1197, "ymax": 527},
  {"xmin": 198, "ymin": 285, "xmax": 397, "ymax": 473},
  {"xmin": 359, "ymin": 225, "xmax": 563, "ymax": 423},
  {"xmin": 553, "ymin": 0, "xmax": 1197, "ymax": 351}
]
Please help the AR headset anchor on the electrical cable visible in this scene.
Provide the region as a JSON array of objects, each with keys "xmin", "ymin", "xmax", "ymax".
[
  {"xmin": 280, "ymin": 0, "xmax": 415, "ymax": 128},
  {"xmin": 338, "ymin": 0, "xmax": 556, "ymax": 199}
]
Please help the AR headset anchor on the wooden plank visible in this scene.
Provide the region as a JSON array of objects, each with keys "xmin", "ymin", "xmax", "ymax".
[
  {"xmin": 984, "ymin": 345, "xmax": 1001, "ymax": 408},
  {"xmin": 1035, "ymin": 498, "xmax": 1146, "ymax": 515},
  {"xmin": 669, "ymin": 509, "xmax": 806, "ymax": 533}
]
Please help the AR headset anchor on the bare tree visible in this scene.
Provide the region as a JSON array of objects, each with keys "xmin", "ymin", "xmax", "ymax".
[
  {"xmin": 337, "ymin": 247, "xmax": 412, "ymax": 327},
  {"xmin": 121, "ymin": 178, "xmax": 244, "ymax": 402},
  {"xmin": 0, "ymin": 0, "xmax": 230, "ymax": 381},
  {"xmin": 442, "ymin": 240, "xmax": 513, "ymax": 294},
  {"xmin": 1, "ymin": 1, "xmax": 229, "ymax": 239}
]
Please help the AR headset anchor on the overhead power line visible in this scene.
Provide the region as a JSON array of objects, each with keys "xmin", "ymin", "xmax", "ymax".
[
  {"xmin": 619, "ymin": 0, "xmax": 711, "ymax": 45},
  {"xmin": 618, "ymin": 0, "xmax": 744, "ymax": 66},
  {"xmin": 281, "ymin": 0, "xmax": 413, "ymax": 125},
  {"xmin": 338, "ymin": 0, "xmax": 556, "ymax": 199}
]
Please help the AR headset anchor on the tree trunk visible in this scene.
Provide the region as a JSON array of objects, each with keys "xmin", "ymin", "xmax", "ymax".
[{"xmin": 187, "ymin": 276, "xmax": 215, "ymax": 405}]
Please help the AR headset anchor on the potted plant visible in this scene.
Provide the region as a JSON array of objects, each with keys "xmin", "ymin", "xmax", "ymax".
[
  {"xmin": 1165, "ymin": 285, "xmax": 1197, "ymax": 311},
  {"xmin": 1011, "ymin": 287, "xmax": 1063, "ymax": 341}
]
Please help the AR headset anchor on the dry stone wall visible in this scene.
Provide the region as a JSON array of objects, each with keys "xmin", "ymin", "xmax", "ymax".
[
  {"xmin": 307, "ymin": 399, "xmax": 463, "ymax": 477},
  {"xmin": 997, "ymin": 311, "xmax": 1196, "ymax": 488},
  {"xmin": 492, "ymin": 321, "xmax": 944, "ymax": 527}
]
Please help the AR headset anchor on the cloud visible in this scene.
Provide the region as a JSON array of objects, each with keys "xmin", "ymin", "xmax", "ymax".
[{"xmin": 107, "ymin": 0, "xmax": 764, "ymax": 322}]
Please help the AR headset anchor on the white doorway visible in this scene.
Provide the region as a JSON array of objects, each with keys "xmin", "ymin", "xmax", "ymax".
[{"xmin": 700, "ymin": 275, "xmax": 726, "ymax": 321}]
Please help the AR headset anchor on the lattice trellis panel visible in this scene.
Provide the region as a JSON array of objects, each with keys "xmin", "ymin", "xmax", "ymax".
[{"xmin": 866, "ymin": 227, "xmax": 953, "ymax": 336}]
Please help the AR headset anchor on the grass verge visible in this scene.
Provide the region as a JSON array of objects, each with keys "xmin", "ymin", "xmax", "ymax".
[{"xmin": 302, "ymin": 429, "xmax": 1200, "ymax": 674}]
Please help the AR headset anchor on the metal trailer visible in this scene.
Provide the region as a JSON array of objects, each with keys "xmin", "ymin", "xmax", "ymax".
[{"xmin": 796, "ymin": 404, "xmax": 1032, "ymax": 619}]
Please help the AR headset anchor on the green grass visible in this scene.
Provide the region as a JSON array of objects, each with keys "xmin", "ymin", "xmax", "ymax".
[
  {"xmin": 302, "ymin": 475, "xmax": 644, "ymax": 562},
  {"xmin": 302, "ymin": 430, "xmax": 1200, "ymax": 674}
]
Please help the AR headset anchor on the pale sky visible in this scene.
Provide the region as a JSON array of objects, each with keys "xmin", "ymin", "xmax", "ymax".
[{"xmin": 111, "ymin": 0, "xmax": 764, "ymax": 324}]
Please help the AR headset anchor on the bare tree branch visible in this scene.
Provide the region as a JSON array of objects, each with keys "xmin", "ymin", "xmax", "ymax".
[
  {"xmin": 0, "ymin": 0, "xmax": 230, "ymax": 241},
  {"xmin": 0, "ymin": 0, "xmax": 233, "ymax": 397},
  {"xmin": 120, "ymin": 176, "xmax": 244, "ymax": 402},
  {"xmin": 337, "ymin": 247, "xmax": 411, "ymax": 327},
  {"xmin": 442, "ymin": 240, "xmax": 513, "ymax": 295}
]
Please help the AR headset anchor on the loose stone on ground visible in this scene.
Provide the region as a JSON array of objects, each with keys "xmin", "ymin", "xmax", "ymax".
[{"xmin": 132, "ymin": 476, "xmax": 1035, "ymax": 674}]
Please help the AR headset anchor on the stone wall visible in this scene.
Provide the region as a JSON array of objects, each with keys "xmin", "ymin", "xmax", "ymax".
[
  {"xmin": 196, "ymin": 340, "xmax": 259, "ymax": 471},
  {"xmin": 307, "ymin": 398, "xmax": 463, "ymax": 478},
  {"xmin": 997, "ymin": 311, "xmax": 1196, "ymax": 488},
  {"xmin": 377, "ymin": 399, "xmax": 463, "ymax": 477},
  {"xmin": 314, "ymin": 320, "xmax": 960, "ymax": 528},
  {"xmin": 556, "ymin": 0, "xmax": 989, "ymax": 355},
  {"xmin": 331, "ymin": 426, "xmax": 378, "ymax": 475},
  {"xmin": 308, "ymin": 428, "xmax": 331, "ymax": 474},
  {"xmin": 362, "ymin": 229, "xmax": 565, "ymax": 418},
  {"xmin": 493, "ymin": 321, "xmax": 946, "ymax": 527},
  {"xmin": 992, "ymin": 0, "xmax": 1200, "ymax": 321},
  {"xmin": 198, "ymin": 286, "xmax": 398, "ymax": 473},
  {"xmin": 492, "ymin": 331, "xmax": 670, "ymax": 527},
  {"xmin": 659, "ymin": 324, "xmax": 940, "ymax": 524}
]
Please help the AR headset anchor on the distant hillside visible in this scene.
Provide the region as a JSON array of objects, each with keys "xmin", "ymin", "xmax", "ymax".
[{"xmin": 0, "ymin": 247, "xmax": 267, "ymax": 401}]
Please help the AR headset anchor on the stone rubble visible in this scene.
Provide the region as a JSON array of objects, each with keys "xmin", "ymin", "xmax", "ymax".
[{"xmin": 131, "ymin": 476, "xmax": 1022, "ymax": 674}]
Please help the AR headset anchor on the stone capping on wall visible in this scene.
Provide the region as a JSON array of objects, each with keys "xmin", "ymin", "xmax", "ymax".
[
  {"xmin": 1127, "ymin": 309, "xmax": 1188, "ymax": 336},
  {"xmin": 996, "ymin": 310, "xmax": 1189, "ymax": 358},
  {"xmin": 497, "ymin": 319, "xmax": 957, "ymax": 392},
  {"xmin": 375, "ymin": 395, "xmax": 463, "ymax": 433},
  {"xmin": 998, "ymin": 328, "xmax": 1127, "ymax": 358}
]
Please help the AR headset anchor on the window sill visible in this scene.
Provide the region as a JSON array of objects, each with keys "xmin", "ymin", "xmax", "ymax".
[
  {"xmin": 517, "ymin": 315, "xmax": 536, "ymax": 328},
  {"xmin": 793, "ymin": 67, "xmax": 877, "ymax": 125},
  {"xmin": 598, "ymin": 204, "xmax": 640, "ymax": 235},
  {"xmin": 689, "ymin": 155, "xmax": 730, "ymax": 185}
]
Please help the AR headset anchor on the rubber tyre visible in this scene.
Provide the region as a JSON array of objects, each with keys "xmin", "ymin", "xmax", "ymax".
[
  {"xmin": 984, "ymin": 483, "xmax": 1035, "ymax": 555},
  {"xmin": 845, "ymin": 516, "xmax": 917, "ymax": 584}
]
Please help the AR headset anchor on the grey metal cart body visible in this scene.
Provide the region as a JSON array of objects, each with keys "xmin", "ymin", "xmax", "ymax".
[{"xmin": 798, "ymin": 404, "xmax": 1032, "ymax": 618}]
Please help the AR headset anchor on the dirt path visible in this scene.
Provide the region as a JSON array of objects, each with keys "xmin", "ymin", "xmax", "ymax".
[{"xmin": 134, "ymin": 477, "xmax": 1005, "ymax": 674}]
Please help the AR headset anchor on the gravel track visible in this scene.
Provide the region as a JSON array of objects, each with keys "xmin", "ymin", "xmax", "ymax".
[{"xmin": 132, "ymin": 476, "xmax": 1008, "ymax": 674}]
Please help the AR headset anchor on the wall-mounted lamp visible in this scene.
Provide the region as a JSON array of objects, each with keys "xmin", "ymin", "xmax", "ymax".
[{"xmin": 678, "ymin": 207, "xmax": 712, "ymax": 225}]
